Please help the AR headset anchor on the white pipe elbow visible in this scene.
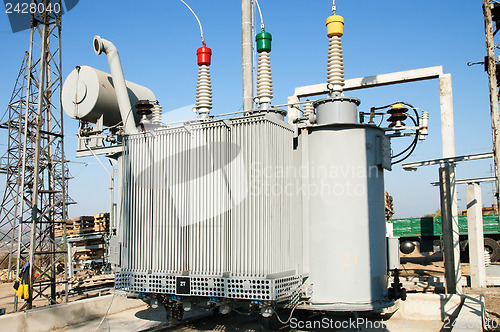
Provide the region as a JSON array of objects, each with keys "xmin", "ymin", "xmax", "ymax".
[{"xmin": 93, "ymin": 35, "xmax": 138, "ymax": 134}]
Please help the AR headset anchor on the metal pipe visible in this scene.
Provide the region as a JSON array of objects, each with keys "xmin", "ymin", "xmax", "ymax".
[
  {"xmin": 241, "ymin": 0, "xmax": 253, "ymax": 112},
  {"xmin": 93, "ymin": 36, "xmax": 138, "ymax": 134}
]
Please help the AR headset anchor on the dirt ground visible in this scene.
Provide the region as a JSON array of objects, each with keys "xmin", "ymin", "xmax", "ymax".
[
  {"xmin": 0, "ymin": 278, "xmax": 111, "ymax": 315},
  {"xmin": 401, "ymin": 250, "xmax": 500, "ymax": 331},
  {"xmin": 0, "ymin": 253, "xmax": 498, "ymax": 330}
]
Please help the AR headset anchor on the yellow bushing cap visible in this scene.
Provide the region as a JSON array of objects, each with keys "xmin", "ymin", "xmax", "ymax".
[
  {"xmin": 392, "ymin": 103, "xmax": 405, "ymax": 109},
  {"xmin": 326, "ymin": 14, "xmax": 344, "ymax": 37}
]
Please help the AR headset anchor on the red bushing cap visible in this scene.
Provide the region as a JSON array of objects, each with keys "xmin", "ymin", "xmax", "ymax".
[{"xmin": 197, "ymin": 44, "xmax": 212, "ymax": 66}]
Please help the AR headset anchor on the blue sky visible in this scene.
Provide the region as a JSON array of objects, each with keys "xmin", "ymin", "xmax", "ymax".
[{"xmin": 0, "ymin": 0, "xmax": 496, "ymax": 218}]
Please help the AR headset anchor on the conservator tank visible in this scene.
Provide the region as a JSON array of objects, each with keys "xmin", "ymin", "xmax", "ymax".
[{"xmin": 62, "ymin": 65, "xmax": 155, "ymax": 127}]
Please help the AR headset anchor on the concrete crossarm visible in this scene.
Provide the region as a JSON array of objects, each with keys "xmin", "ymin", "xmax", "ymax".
[
  {"xmin": 287, "ymin": 66, "xmax": 444, "ymax": 124},
  {"xmin": 292, "ymin": 66, "xmax": 443, "ymax": 99}
]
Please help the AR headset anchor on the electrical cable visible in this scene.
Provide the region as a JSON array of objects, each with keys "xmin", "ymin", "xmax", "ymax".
[
  {"xmin": 391, "ymin": 135, "xmax": 417, "ymax": 159},
  {"xmin": 179, "ymin": 0, "xmax": 205, "ymax": 44},
  {"xmin": 272, "ymin": 301, "xmax": 303, "ymax": 325},
  {"xmin": 372, "ymin": 102, "xmax": 420, "ymax": 125},
  {"xmin": 370, "ymin": 103, "xmax": 394, "ymax": 111},
  {"xmin": 396, "ymin": 101, "xmax": 420, "ymax": 126},
  {"xmin": 92, "ymin": 294, "xmax": 115, "ymax": 332},
  {"xmin": 84, "ymin": 141, "xmax": 113, "ymax": 180},
  {"xmin": 376, "ymin": 112, "xmax": 384, "ymax": 127},
  {"xmin": 391, "ymin": 115, "xmax": 418, "ymax": 159},
  {"xmin": 254, "ymin": 0, "xmax": 265, "ymax": 30},
  {"xmin": 392, "ymin": 136, "xmax": 417, "ymax": 161},
  {"xmin": 390, "ymin": 102, "xmax": 420, "ymax": 164},
  {"xmin": 392, "ymin": 140, "xmax": 418, "ymax": 165},
  {"xmin": 368, "ymin": 101, "xmax": 421, "ymax": 165}
]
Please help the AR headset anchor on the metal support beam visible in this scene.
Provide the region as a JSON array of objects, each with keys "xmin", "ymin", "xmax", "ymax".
[
  {"xmin": 402, "ymin": 152, "xmax": 493, "ymax": 170},
  {"xmin": 466, "ymin": 183, "xmax": 487, "ymax": 288},
  {"xmin": 288, "ymin": 66, "xmax": 444, "ymax": 123},
  {"xmin": 431, "ymin": 176, "xmax": 496, "ymax": 186},
  {"xmin": 292, "ymin": 66, "xmax": 444, "ymax": 98},
  {"xmin": 439, "ymin": 165, "xmax": 462, "ymax": 294}
]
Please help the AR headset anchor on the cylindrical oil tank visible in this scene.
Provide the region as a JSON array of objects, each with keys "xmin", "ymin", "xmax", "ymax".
[
  {"xmin": 315, "ymin": 96, "xmax": 359, "ymax": 125},
  {"xmin": 307, "ymin": 122, "xmax": 389, "ymax": 310},
  {"xmin": 62, "ymin": 65, "xmax": 156, "ymax": 127}
]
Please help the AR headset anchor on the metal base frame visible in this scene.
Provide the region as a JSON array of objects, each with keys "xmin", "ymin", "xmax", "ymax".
[
  {"xmin": 115, "ymin": 270, "xmax": 303, "ymax": 302},
  {"xmin": 297, "ymin": 298, "xmax": 396, "ymax": 312}
]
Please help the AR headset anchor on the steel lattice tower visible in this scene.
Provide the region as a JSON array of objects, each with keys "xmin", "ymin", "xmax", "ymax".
[
  {"xmin": 0, "ymin": 52, "xmax": 33, "ymax": 281},
  {"xmin": 0, "ymin": 0, "xmax": 69, "ymax": 310}
]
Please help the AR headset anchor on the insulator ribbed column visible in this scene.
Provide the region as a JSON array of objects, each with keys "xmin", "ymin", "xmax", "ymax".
[
  {"xmin": 152, "ymin": 104, "xmax": 162, "ymax": 124},
  {"xmin": 196, "ymin": 64, "xmax": 212, "ymax": 117},
  {"xmin": 256, "ymin": 30, "xmax": 273, "ymax": 107},
  {"xmin": 257, "ymin": 51, "xmax": 273, "ymax": 104},
  {"xmin": 326, "ymin": 13, "xmax": 345, "ymax": 94},
  {"xmin": 196, "ymin": 44, "xmax": 213, "ymax": 118},
  {"xmin": 327, "ymin": 36, "xmax": 345, "ymax": 92},
  {"xmin": 303, "ymin": 100, "xmax": 315, "ymax": 116}
]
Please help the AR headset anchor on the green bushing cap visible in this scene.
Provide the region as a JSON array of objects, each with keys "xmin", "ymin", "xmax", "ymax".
[{"xmin": 256, "ymin": 31, "xmax": 272, "ymax": 53}]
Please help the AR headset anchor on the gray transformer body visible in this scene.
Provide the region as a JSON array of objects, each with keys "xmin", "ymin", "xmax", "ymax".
[
  {"xmin": 115, "ymin": 114, "xmax": 304, "ymax": 301},
  {"xmin": 113, "ymin": 98, "xmax": 394, "ymax": 310}
]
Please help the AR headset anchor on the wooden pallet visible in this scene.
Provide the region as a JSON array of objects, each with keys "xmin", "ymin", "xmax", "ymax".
[
  {"xmin": 73, "ymin": 216, "xmax": 96, "ymax": 231},
  {"xmin": 94, "ymin": 213, "xmax": 109, "ymax": 220},
  {"xmin": 75, "ymin": 250, "xmax": 105, "ymax": 259},
  {"xmin": 54, "ymin": 213, "xmax": 110, "ymax": 237}
]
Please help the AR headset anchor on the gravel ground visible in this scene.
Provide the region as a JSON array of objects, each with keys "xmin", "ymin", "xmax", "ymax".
[
  {"xmin": 401, "ymin": 249, "xmax": 500, "ymax": 331},
  {"xmin": 0, "ymin": 251, "xmax": 498, "ymax": 331}
]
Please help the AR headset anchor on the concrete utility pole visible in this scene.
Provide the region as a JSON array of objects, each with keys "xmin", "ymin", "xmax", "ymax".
[
  {"xmin": 483, "ymin": 0, "xmax": 500, "ymax": 216},
  {"xmin": 466, "ymin": 183, "xmax": 487, "ymax": 288},
  {"xmin": 439, "ymin": 165, "xmax": 461, "ymax": 294},
  {"xmin": 438, "ymin": 74, "xmax": 462, "ymax": 294},
  {"xmin": 241, "ymin": 0, "xmax": 253, "ymax": 112}
]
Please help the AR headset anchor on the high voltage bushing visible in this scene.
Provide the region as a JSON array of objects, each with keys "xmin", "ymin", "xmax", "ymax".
[
  {"xmin": 326, "ymin": 14, "xmax": 345, "ymax": 93},
  {"xmin": 152, "ymin": 104, "xmax": 162, "ymax": 124},
  {"xmin": 256, "ymin": 31, "xmax": 273, "ymax": 105},
  {"xmin": 303, "ymin": 100, "xmax": 315, "ymax": 116},
  {"xmin": 196, "ymin": 43, "xmax": 213, "ymax": 118}
]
